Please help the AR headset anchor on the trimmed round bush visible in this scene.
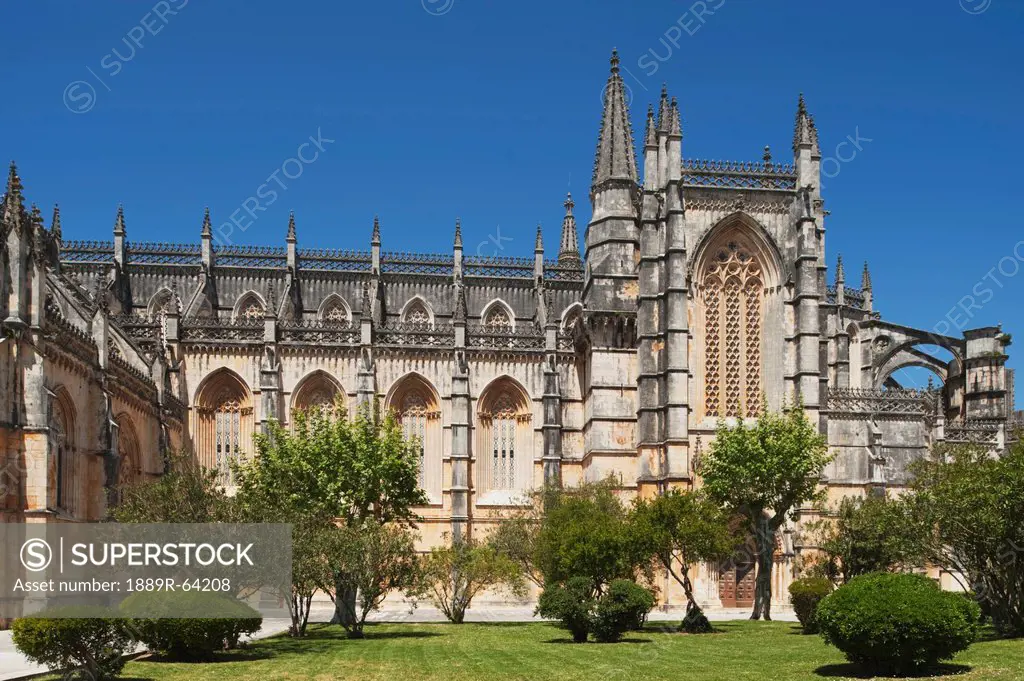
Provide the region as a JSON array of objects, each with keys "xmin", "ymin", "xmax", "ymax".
[
  {"xmin": 679, "ymin": 600, "xmax": 713, "ymax": 634},
  {"xmin": 11, "ymin": 606, "xmax": 135, "ymax": 680},
  {"xmin": 590, "ymin": 580, "xmax": 655, "ymax": 643},
  {"xmin": 120, "ymin": 591, "xmax": 262, "ymax": 660},
  {"xmin": 789, "ymin": 576, "xmax": 833, "ymax": 634},
  {"xmin": 536, "ymin": 577, "xmax": 594, "ymax": 643},
  {"xmin": 817, "ymin": 572, "xmax": 980, "ymax": 675}
]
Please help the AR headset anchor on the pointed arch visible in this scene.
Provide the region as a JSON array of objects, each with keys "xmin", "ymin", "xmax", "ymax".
[
  {"xmin": 50, "ymin": 386, "xmax": 79, "ymax": 513},
  {"xmin": 291, "ymin": 370, "xmax": 346, "ymax": 415},
  {"xmin": 231, "ymin": 290, "xmax": 266, "ymax": 322},
  {"xmin": 317, "ymin": 293, "xmax": 352, "ymax": 324},
  {"xmin": 193, "ymin": 369, "xmax": 253, "ymax": 484},
  {"xmin": 147, "ymin": 287, "xmax": 176, "ymax": 319},
  {"xmin": 480, "ymin": 298, "xmax": 516, "ymax": 332},
  {"xmin": 114, "ymin": 413, "xmax": 141, "ymax": 491},
  {"xmin": 476, "ymin": 375, "xmax": 532, "ymax": 497},
  {"xmin": 399, "ymin": 295, "xmax": 435, "ymax": 326},
  {"xmin": 385, "ymin": 372, "xmax": 442, "ymax": 502},
  {"xmin": 693, "ymin": 215, "xmax": 782, "ymax": 420},
  {"xmin": 560, "ymin": 302, "xmax": 584, "ymax": 334}
]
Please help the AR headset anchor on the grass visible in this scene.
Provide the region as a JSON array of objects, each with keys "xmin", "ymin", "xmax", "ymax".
[{"xmin": 53, "ymin": 620, "xmax": 1024, "ymax": 681}]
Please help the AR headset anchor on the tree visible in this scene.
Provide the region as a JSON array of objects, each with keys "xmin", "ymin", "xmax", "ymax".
[
  {"xmin": 486, "ymin": 488, "xmax": 549, "ymax": 588},
  {"xmin": 700, "ymin": 405, "xmax": 832, "ymax": 620},
  {"xmin": 414, "ymin": 536, "xmax": 526, "ymax": 623},
  {"xmin": 807, "ymin": 494, "xmax": 928, "ymax": 584},
  {"xmin": 533, "ymin": 480, "xmax": 646, "ymax": 592},
  {"xmin": 630, "ymin": 490, "xmax": 736, "ymax": 630},
  {"xmin": 319, "ymin": 520, "xmax": 420, "ymax": 637},
  {"xmin": 110, "ymin": 449, "xmax": 230, "ymax": 523},
  {"xmin": 233, "ymin": 402, "xmax": 427, "ymax": 632},
  {"xmin": 908, "ymin": 441, "xmax": 1024, "ymax": 637}
]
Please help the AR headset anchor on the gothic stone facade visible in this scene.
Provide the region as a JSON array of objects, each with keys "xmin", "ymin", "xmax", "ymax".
[{"xmin": 1, "ymin": 52, "xmax": 1015, "ymax": 610}]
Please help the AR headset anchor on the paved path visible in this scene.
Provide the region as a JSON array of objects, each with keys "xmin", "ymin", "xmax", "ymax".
[{"xmin": 0, "ymin": 606, "xmax": 795, "ymax": 680}]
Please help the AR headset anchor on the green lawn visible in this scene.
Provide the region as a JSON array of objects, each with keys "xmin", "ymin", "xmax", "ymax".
[{"xmin": 83, "ymin": 621, "xmax": 1024, "ymax": 681}]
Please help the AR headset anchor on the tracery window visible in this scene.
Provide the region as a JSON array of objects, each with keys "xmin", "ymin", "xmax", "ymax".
[
  {"xmin": 402, "ymin": 300, "xmax": 432, "ymax": 326},
  {"xmin": 194, "ymin": 371, "xmax": 253, "ymax": 485},
  {"xmin": 477, "ymin": 380, "xmax": 531, "ymax": 496},
  {"xmin": 292, "ymin": 371, "xmax": 343, "ymax": 416},
  {"xmin": 323, "ymin": 304, "xmax": 348, "ymax": 323},
  {"xmin": 389, "ymin": 375, "xmax": 441, "ymax": 500},
  {"xmin": 484, "ymin": 306, "xmax": 512, "ymax": 330},
  {"xmin": 702, "ymin": 241, "xmax": 764, "ymax": 418},
  {"xmin": 489, "ymin": 393, "xmax": 518, "ymax": 490},
  {"xmin": 242, "ymin": 302, "xmax": 263, "ymax": 321},
  {"xmin": 115, "ymin": 416, "xmax": 141, "ymax": 501},
  {"xmin": 51, "ymin": 389, "xmax": 78, "ymax": 514},
  {"xmin": 234, "ymin": 293, "xmax": 265, "ymax": 323}
]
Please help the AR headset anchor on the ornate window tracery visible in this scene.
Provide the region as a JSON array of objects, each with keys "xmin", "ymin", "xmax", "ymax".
[
  {"xmin": 484, "ymin": 306, "xmax": 512, "ymax": 330},
  {"xmin": 388, "ymin": 375, "xmax": 441, "ymax": 500},
  {"xmin": 702, "ymin": 241, "xmax": 764, "ymax": 418},
  {"xmin": 404, "ymin": 303, "xmax": 431, "ymax": 325},
  {"xmin": 51, "ymin": 389, "xmax": 78, "ymax": 514},
  {"xmin": 477, "ymin": 379, "xmax": 531, "ymax": 496},
  {"xmin": 115, "ymin": 416, "xmax": 141, "ymax": 502},
  {"xmin": 194, "ymin": 371, "xmax": 253, "ymax": 485}
]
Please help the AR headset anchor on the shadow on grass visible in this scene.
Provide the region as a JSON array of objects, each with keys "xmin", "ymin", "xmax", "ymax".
[
  {"xmin": 138, "ymin": 648, "xmax": 276, "ymax": 664},
  {"xmin": 543, "ymin": 637, "xmax": 655, "ymax": 644},
  {"xmin": 814, "ymin": 663, "xmax": 972, "ymax": 678}
]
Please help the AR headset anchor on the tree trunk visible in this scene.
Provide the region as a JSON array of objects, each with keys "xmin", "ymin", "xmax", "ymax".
[
  {"xmin": 750, "ymin": 516, "xmax": 775, "ymax": 621},
  {"xmin": 331, "ymin": 576, "xmax": 359, "ymax": 636}
]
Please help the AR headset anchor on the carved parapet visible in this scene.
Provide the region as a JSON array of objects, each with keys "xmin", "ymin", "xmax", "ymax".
[{"xmin": 826, "ymin": 387, "xmax": 938, "ymax": 419}]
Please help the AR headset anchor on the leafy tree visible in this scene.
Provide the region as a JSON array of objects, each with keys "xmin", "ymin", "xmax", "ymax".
[
  {"xmin": 414, "ymin": 536, "xmax": 526, "ymax": 623},
  {"xmin": 316, "ymin": 520, "xmax": 420, "ymax": 637},
  {"xmin": 534, "ymin": 480, "xmax": 646, "ymax": 592},
  {"xmin": 487, "ymin": 491, "xmax": 546, "ymax": 588},
  {"xmin": 909, "ymin": 441, "xmax": 1024, "ymax": 637},
  {"xmin": 700, "ymin": 405, "xmax": 831, "ymax": 620},
  {"xmin": 110, "ymin": 449, "xmax": 230, "ymax": 523},
  {"xmin": 536, "ymin": 576, "xmax": 595, "ymax": 643},
  {"xmin": 630, "ymin": 489, "xmax": 736, "ymax": 630},
  {"xmin": 233, "ymin": 402, "xmax": 427, "ymax": 631},
  {"xmin": 807, "ymin": 494, "xmax": 928, "ymax": 584}
]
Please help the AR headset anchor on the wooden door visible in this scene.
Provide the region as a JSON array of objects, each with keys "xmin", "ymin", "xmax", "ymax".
[{"xmin": 719, "ymin": 560, "xmax": 756, "ymax": 608}]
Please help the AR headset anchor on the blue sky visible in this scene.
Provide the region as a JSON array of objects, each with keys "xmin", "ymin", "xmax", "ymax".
[{"xmin": 2, "ymin": 0, "xmax": 1022, "ymax": 403}]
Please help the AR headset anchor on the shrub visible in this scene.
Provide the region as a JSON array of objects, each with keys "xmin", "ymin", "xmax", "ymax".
[
  {"xmin": 789, "ymin": 576, "xmax": 833, "ymax": 634},
  {"xmin": 817, "ymin": 573, "xmax": 980, "ymax": 675},
  {"xmin": 120, "ymin": 591, "xmax": 262, "ymax": 660},
  {"xmin": 11, "ymin": 607, "xmax": 135, "ymax": 680},
  {"xmin": 536, "ymin": 577, "xmax": 595, "ymax": 643},
  {"xmin": 590, "ymin": 580, "xmax": 655, "ymax": 643}
]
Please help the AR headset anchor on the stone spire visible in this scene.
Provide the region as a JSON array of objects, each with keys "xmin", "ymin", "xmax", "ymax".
[
  {"xmin": 834, "ymin": 254, "xmax": 845, "ymax": 286},
  {"xmin": 453, "ymin": 217, "xmax": 463, "ymax": 279},
  {"xmin": 669, "ymin": 97, "xmax": 682, "ymax": 137},
  {"xmin": 113, "ymin": 204, "xmax": 126, "ymax": 237},
  {"xmin": 592, "ymin": 49, "xmax": 638, "ymax": 188},
  {"xmin": 201, "ymin": 206, "xmax": 212, "ymax": 238},
  {"xmin": 862, "ymin": 261, "xmax": 872, "ymax": 291},
  {"xmin": 286, "ymin": 211, "xmax": 297, "ymax": 270},
  {"xmin": 453, "ymin": 217, "xmax": 462, "ymax": 248},
  {"xmin": 558, "ymin": 192, "xmax": 581, "ymax": 266},
  {"xmin": 644, "ymin": 104, "xmax": 657, "ymax": 149},
  {"xmin": 657, "ymin": 84, "xmax": 670, "ymax": 131},
  {"xmin": 371, "ymin": 215, "xmax": 381, "ymax": 272},
  {"xmin": 51, "ymin": 204, "xmax": 62, "ymax": 242},
  {"xmin": 534, "ymin": 222, "xmax": 544, "ymax": 280},
  {"xmin": 793, "ymin": 93, "xmax": 820, "ymax": 156},
  {"xmin": 371, "ymin": 215, "xmax": 381, "ymax": 245},
  {"xmin": 3, "ymin": 162, "xmax": 24, "ymax": 229},
  {"xmin": 862, "ymin": 261, "xmax": 873, "ymax": 313},
  {"xmin": 286, "ymin": 211, "xmax": 297, "ymax": 242},
  {"xmin": 113, "ymin": 204, "xmax": 127, "ymax": 267},
  {"xmin": 534, "ymin": 222, "xmax": 544, "ymax": 251}
]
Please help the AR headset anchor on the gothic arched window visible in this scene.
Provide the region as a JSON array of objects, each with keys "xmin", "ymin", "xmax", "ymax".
[
  {"xmin": 482, "ymin": 301, "xmax": 514, "ymax": 331},
  {"xmin": 702, "ymin": 240, "xmax": 764, "ymax": 419},
  {"xmin": 51, "ymin": 388, "xmax": 78, "ymax": 514},
  {"xmin": 115, "ymin": 415, "xmax": 141, "ymax": 499},
  {"xmin": 194, "ymin": 370, "xmax": 253, "ymax": 485},
  {"xmin": 401, "ymin": 298, "xmax": 433, "ymax": 326},
  {"xmin": 233, "ymin": 292, "xmax": 266, "ymax": 323},
  {"xmin": 388, "ymin": 374, "xmax": 441, "ymax": 502},
  {"xmin": 477, "ymin": 378, "xmax": 531, "ymax": 496},
  {"xmin": 292, "ymin": 371, "xmax": 344, "ymax": 417},
  {"xmin": 318, "ymin": 294, "xmax": 351, "ymax": 325}
]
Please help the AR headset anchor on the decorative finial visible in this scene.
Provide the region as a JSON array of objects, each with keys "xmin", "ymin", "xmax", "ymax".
[
  {"xmin": 658, "ymin": 84, "xmax": 670, "ymax": 130},
  {"xmin": 371, "ymin": 215, "xmax": 381, "ymax": 245},
  {"xmin": 286, "ymin": 211, "xmax": 297, "ymax": 242},
  {"xmin": 454, "ymin": 285, "xmax": 467, "ymax": 321},
  {"xmin": 559, "ymin": 192, "xmax": 581, "ymax": 266},
  {"xmin": 361, "ymin": 280, "xmax": 373, "ymax": 318},
  {"xmin": 113, "ymin": 203, "xmax": 126, "ymax": 236},
  {"xmin": 763, "ymin": 145, "xmax": 772, "ymax": 164},
  {"xmin": 669, "ymin": 96, "xmax": 681, "ymax": 137},
  {"xmin": 454, "ymin": 217, "xmax": 463, "ymax": 248},
  {"xmin": 535, "ymin": 222, "xmax": 543, "ymax": 251},
  {"xmin": 862, "ymin": 260, "xmax": 872, "ymax": 291},
  {"xmin": 564, "ymin": 191, "xmax": 575, "ymax": 214},
  {"xmin": 609, "ymin": 48, "xmax": 620, "ymax": 73},
  {"xmin": 835, "ymin": 253, "xmax": 845, "ymax": 285},
  {"xmin": 645, "ymin": 104, "xmax": 657, "ymax": 147},
  {"xmin": 5, "ymin": 162, "xmax": 23, "ymax": 202},
  {"xmin": 201, "ymin": 206, "xmax": 212, "ymax": 237},
  {"xmin": 51, "ymin": 204, "xmax": 62, "ymax": 241},
  {"xmin": 265, "ymin": 284, "xmax": 277, "ymax": 318}
]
